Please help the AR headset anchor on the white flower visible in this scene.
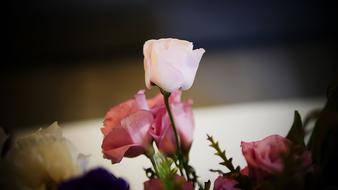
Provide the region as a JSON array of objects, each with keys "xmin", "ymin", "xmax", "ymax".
[
  {"xmin": 0, "ymin": 122, "xmax": 87, "ymax": 190},
  {"xmin": 143, "ymin": 38, "xmax": 205, "ymax": 92}
]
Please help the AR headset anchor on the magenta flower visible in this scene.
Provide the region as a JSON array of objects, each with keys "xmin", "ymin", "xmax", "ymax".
[
  {"xmin": 150, "ymin": 91, "xmax": 195, "ymax": 155},
  {"xmin": 214, "ymin": 176, "xmax": 241, "ymax": 190},
  {"xmin": 101, "ymin": 90, "xmax": 154, "ymax": 164},
  {"xmin": 144, "ymin": 175, "xmax": 193, "ymax": 190},
  {"xmin": 241, "ymin": 135, "xmax": 291, "ymax": 177}
]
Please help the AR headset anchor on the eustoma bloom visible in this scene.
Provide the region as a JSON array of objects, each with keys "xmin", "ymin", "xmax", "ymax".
[
  {"xmin": 214, "ymin": 176, "xmax": 240, "ymax": 190},
  {"xmin": 241, "ymin": 135, "xmax": 312, "ymax": 181},
  {"xmin": 150, "ymin": 91, "xmax": 194, "ymax": 155},
  {"xmin": 101, "ymin": 90, "xmax": 195, "ymax": 162},
  {"xmin": 143, "ymin": 38, "xmax": 205, "ymax": 92},
  {"xmin": 101, "ymin": 90, "xmax": 154, "ymax": 163}
]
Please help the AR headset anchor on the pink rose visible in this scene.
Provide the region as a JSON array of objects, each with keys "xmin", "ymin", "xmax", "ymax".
[
  {"xmin": 214, "ymin": 176, "xmax": 241, "ymax": 190},
  {"xmin": 150, "ymin": 91, "xmax": 195, "ymax": 155},
  {"xmin": 144, "ymin": 175, "xmax": 193, "ymax": 190},
  {"xmin": 143, "ymin": 38, "xmax": 205, "ymax": 92},
  {"xmin": 101, "ymin": 90, "xmax": 154, "ymax": 164}
]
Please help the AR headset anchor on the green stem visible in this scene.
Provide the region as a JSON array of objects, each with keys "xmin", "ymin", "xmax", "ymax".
[
  {"xmin": 161, "ymin": 90, "xmax": 190, "ymax": 180},
  {"xmin": 149, "ymin": 156, "xmax": 159, "ymax": 176},
  {"xmin": 172, "ymin": 155, "xmax": 184, "ymax": 177},
  {"xmin": 146, "ymin": 145, "xmax": 159, "ymax": 177}
]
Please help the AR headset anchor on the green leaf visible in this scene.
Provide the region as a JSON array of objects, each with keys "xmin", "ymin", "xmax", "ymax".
[
  {"xmin": 207, "ymin": 134, "xmax": 236, "ymax": 172},
  {"xmin": 306, "ymin": 82, "xmax": 338, "ymax": 188},
  {"xmin": 202, "ymin": 180, "xmax": 211, "ymax": 190},
  {"xmin": 154, "ymin": 154, "xmax": 177, "ymax": 180},
  {"xmin": 286, "ymin": 111, "xmax": 305, "ymax": 146}
]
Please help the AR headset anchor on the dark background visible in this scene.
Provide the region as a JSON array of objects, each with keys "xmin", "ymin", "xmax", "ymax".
[{"xmin": 3, "ymin": 0, "xmax": 338, "ymax": 130}]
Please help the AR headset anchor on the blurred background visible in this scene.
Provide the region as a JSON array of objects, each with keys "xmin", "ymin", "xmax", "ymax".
[{"xmin": 3, "ymin": 0, "xmax": 338, "ymax": 130}]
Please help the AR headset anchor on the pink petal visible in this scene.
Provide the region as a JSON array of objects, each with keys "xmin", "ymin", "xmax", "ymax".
[
  {"xmin": 101, "ymin": 99, "xmax": 137, "ymax": 136},
  {"xmin": 144, "ymin": 175, "xmax": 193, "ymax": 190},
  {"xmin": 102, "ymin": 110, "xmax": 153, "ymax": 164},
  {"xmin": 148, "ymin": 93, "xmax": 163, "ymax": 108},
  {"xmin": 134, "ymin": 90, "xmax": 149, "ymax": 110},
  {"xmin": 241, "ymin": 135, "xmax": 291, "ymax": 175},
  {"xmin": 214, "ymin": 176, "xmax": 240, "ymax": 190},
  {"xmin": 150, "ymin": 107, "xmax": 177, "ymax": 155},
  {"xmin": 122, "ymin": 110, "xmax": 153, "ymax": 146},
  {"xmin": 169, "ymin": 90, "xmax": 182, "ymax": 103},
  {"xmin": 102, "ymin": 127, "xmax": 134, "ymax": 163},
  {"xmin": 172, "ymin": 101, "xmax": 194, "ymax": 152},
  {"xmin": 150, "ymin": 97, "xmax": 195, "ymax": 155}
]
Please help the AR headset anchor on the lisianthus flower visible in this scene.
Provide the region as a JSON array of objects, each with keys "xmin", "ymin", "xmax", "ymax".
[
  {"xmin": 150, "ymin": 91, "xmax": 195, "ymax": 155},
  {"xmin": 101, "ymin": 90, "xmax": 154, "ymax": 163},
  {"xmin": 241, "ymin": 135, "xmax": 312, "ymax": 181},
  {"xmin": 144, "ymin": 175, "xmax": 193, "ymax": 190},
  {"xmin": 214, "ymin": 176, "xmax": 241, "ymax": 190},
  {"xmin": 0, "ymin": 122, "xmax": 85, "ymax": 190},
  {"xmin": 58, "ymin": 167, "xmax": 129, "ymax": 190},
  {"xmin": 102, "ymin": 90, "xmax": 195, "ymax": 161},
  {"xmin": 143, "ymin": 38, "xmax": 205, "ymax": 92}
]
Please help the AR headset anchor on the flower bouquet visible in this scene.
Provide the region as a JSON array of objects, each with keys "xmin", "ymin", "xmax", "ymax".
[{"xmin": 0, "ymin": 38, "xmax": 337, "ymax": 190}]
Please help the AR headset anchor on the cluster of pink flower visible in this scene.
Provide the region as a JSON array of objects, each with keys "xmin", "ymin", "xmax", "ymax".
[
  {"xmin": 101, "ymin": 90, "xmax": 194, "ymax": 163},
  {"xmin": 214, "ymin": 135, "xmax": 312, "ymax": 190},
  {"xmin": 100, "ymin": 38, "xmax": 315, "ymax": 190}
]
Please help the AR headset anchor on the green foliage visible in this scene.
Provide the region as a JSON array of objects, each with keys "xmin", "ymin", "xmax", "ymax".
[
  {"xmin": 200, "ymin": 180, "xmax": 211, "ymax": 190},
  {"xmin": 207, "ymin": 134, "xmax": 251, "ymax": 190},
  {"xmin": 154, "ymin": 153, "xmax": 178, "ymax": 180},
  {"xmin": 207, "ymin": 135, "xmax": 238, "ymax": 173},
  {"xmin": 287, "ymin": 111, "xmax": 305, "ymax": 146},
  {"xmin": 306, "ymin": 82, "xmax": 338, "ymax": 188}
]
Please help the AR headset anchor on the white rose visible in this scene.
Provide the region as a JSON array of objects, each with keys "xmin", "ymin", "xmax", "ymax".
[{"xmin": 143, "ymin": 38, "xmax": 205, "ymax": 92}]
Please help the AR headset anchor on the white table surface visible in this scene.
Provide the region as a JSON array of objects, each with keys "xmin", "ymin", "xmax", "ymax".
[{"xmin": 60, "ymin": 98, "xmax": 323, "ymax": 189}]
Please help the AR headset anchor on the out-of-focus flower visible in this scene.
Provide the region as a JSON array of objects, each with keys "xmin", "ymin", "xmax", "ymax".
[
  {"xmin": 58, "ymin": 167, "xmax": 129, "ymax": 190},
  {"xmin": 241, "ymin": 134, "xmax": 312, "ymax": 181},
  {"xmin": 101, "ymin": 90, "xmax": 154, "ymax": 163},
  {"xmin": 0, "ymin": 122, "xmax": 85, "ymax": 190},
  {"xmin": 150, "ymin": 91, "xmax": 195, "ymax": 155},
  {"xmin": 241, "ymin": 135, "xmax": 290, "ymax": 177},
  {"xmin": 214, "ymin": 176, "xmax": 241, "ymax": 190},
  {"xmin": 143, "ymin": 38, "xmax": 205, "ymax": 92},
  {"xmin": 144, "ymin": 175, "xmax": 193, "ymax": 190}
]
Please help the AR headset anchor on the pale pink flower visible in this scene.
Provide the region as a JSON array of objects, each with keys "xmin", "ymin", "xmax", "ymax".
[
  {"xmin": 150, "ymin": 91, "xmax": 195, "ymax": 155},
  {"xmin": 241, "ymin": 134, "xmax": 313, "ymax": 185},
  {"xmin": 241, "ymin": 135, "xmax": 291, "ymax": 177},
  {"xmin": 101, "ymin": 90, "xmax": 154, "ymax": 164},
  {"xmin": 143, "ymin": 38, "xmax": 205, "ymax": 92}
]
